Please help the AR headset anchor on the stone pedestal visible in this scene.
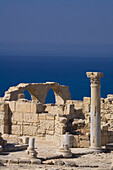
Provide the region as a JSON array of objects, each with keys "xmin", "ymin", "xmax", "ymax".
[
  {"xmin": 86, "ymin": 72, "xmax": 104, "ymax": 152},
  {"xmin": 56, "ymin": 144, "xmax": 72, "ymax": 158},
  {"xmin": 26, "ymin": 138, "xmax": 37, "ymax": 158}
]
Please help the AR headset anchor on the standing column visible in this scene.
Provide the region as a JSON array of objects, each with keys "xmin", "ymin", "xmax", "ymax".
[{"xmin": 86, "ymin": 72, "xmax": 104, "ymax": 152}]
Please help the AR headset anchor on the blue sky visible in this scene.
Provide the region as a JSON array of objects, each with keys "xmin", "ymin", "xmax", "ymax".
[{"xmin": 0, "ymin": 0, "xmax": 113, "ymax": 44}]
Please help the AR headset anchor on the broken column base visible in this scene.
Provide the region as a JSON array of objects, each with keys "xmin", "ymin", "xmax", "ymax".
[
  {"xmin": 56, "ymin": 144, "xmax": 72, "ymax": 158},
  {"xmin": 89, "ymin": 146, "xmax": 102, "ymax": 153},
  {"xmin": 0, "ymin": 145, "xmax": 3, "ymax": 154},
  {"xmin": 26, "ymin": 147, "xmax": 37, "ymax": 159}
]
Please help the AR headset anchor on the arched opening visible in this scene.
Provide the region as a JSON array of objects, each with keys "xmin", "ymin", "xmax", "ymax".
[
  {"xmin": 45, "ymin": 88, "xmax": 55, "ymax": 104},
  {"xmin": 23, "ymin": 89, "xmax": 32, "ymax": 100}
]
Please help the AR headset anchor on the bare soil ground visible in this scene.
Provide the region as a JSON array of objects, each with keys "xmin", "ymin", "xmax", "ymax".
[{"xmin": 0, "ymin": 139, "xmax": 112, "ymax": 170}]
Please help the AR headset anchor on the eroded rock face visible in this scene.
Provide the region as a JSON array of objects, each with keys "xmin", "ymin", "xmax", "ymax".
[{"xmin": 3, "ymin": 82, "xmax": 71, "ymax": 105}]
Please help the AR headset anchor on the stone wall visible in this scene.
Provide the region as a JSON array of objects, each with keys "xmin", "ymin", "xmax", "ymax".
[
  {"xmin": 0, "ymin": 102, "xmax": 10, "ymax": 134},
  {"xmin": 0, "ymin": 99, "xmax": 82, "ymax": 146},
  {"xmin": 0, "ymin": 82, "xmax": 113, "ymax": 148},
  {"xmin": 72, "ymin": 95, "xmax": 113, "ymax": 147}
]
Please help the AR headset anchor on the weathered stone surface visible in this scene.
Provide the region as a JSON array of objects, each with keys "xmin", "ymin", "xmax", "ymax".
[
  {"xmin": 0, "ymin": 80, "xmax": 113, "ymax": 148},
  {"xmin": 3, "ymin": 82, "xmax": 71, "ymax": 104},
  {"xmin": 23, "ymin": 113, "xmax": 39, "ymax": 123},
  {"xmin": 12, "ymin": 125, "xmax": 22, "ymax": 135},
  {"xmin": 87, "ymin": 72, "xmax": 104, "ymax": 152},
  {"xmin": 23, "ymin": 126, "xmax": 38, "ymax": 135},
  {"xmin": 12, "ymin": 112, "xmax": 23, "ymax": 122}
]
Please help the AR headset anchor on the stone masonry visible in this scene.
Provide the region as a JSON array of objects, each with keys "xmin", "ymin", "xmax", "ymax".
[{"xmin": 0, "ymin": 81, "xmax": 113, "ymax": 148}]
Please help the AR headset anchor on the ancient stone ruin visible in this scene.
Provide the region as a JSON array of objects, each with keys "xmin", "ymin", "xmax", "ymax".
[
  {"xmin": 0, "ymin": 72, "xmax": 113, "ymax": 169},
  {"xmin": 0, "ymin": 75, "xmax": 113, "ymax": 149}
]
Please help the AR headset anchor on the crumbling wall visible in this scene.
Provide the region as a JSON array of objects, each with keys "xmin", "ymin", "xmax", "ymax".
[
  {"xmin": 0, "ymin": 102, "xmax": 10, "ymax": 134},
  {"xmin": 0, "ymin": 82, "xmax": 113, "ymax": 148},
  {"xmin": 3, "ymin": 82, "xmax": 71, "ymax": 104},
  {"xmin": 81, "ymin": 95, "xmax": 113, "ymax": 147}
]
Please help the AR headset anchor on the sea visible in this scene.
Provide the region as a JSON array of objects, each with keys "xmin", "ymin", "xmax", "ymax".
[{"xmin": 0, "ymin": 54, "xmax": 113, "ymax": 103}]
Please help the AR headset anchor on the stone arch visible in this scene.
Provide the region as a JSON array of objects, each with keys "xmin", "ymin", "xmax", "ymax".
[
  {"xmin": 42, "ymin": 84, "xmax": 68, "ymax": 104},
  {"xmin": 23, "ymin": 89, "xmax": 32, "ymax": 100},
  {"xmin": 3, "ymin": 82, "xmax": 71, "ymax": 104},
  {"xmin": 45, "ymin": 88, "xmax": 55, "ymax": 104}
]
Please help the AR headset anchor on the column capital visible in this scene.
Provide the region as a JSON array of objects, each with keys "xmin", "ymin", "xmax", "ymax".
[{"xmin": 86, "ymin": 72, "xmax": 104, "ymax": 85}]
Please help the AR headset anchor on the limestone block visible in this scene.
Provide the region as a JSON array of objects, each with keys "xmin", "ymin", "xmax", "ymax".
[
  {"xmin": 18, "ymin": 136, "xmax": 29, "ymax": 144},
  {"xmin": 64, "ymin": 104, "xmax": 75, "ymax": 114},
  {"xmin": 101, "ymin": 135, "xmax": 108, "ymax": 146},
  {"xmin": 46, "ymin": 130, "xmax": 54, "ymax": 135},
  {"xmin": 104, "ymin": 104, "xmax": 110, "ymax": 110},
  {"xmin": 23, "ymin": 126, "xmax": 37, "ymax": 135},
  {"xmin": 40, "ymin": 120, "xmax": 55, "ymax": 130},
  {"xmin": 66, "ymin": 100, "xmax": 83, "ymax": 110},
  {"xmin": 73, "ymin": 135, "xmax": 79, "ymax": 147},
  {"xmin": 0, "ymin": 110, "xmax": 9, "ymax": 125},
  {"xmin": 0, "ymin": 103, "xmax": 5, "ymax": 111},
  {"xmin": 83, "ymin": 97, "xmax": 91, "ymax": 104},
  {"xmin": 83, "ymin": 104, "xmax": 90, "ymax": 113},
  {"xmin": 105, "ymin": 114, "xmax": 111, "ymax": 119},
  {"xmin": 9, "ymin": 101, "xmax": 16, "ymax": 112},
  {"xmin": 0, "ymin": 112, "xmax": 4, "ymax": 120},
  {"xmin": 55, "ymin": 125, "xmax": 66, "ymax": 135},
  {"xmin": 74, "ymin": 102, "xmax": 83, "ymax": 110},
  {"xmin": 31, "ymin": 103, "xmax": 45, "ymax": 113},
  {"xmin": 46, "ymin": 115, "xmax": 55, "ymax": 120},
  {"xmin": 32, "ymin": 123, "xmax": 40, "ymax": 127},
  {"xmin": 107, "ymin": 94, "xmax": 113, "ymax": 98},
  {"xmin": 0, "ymin": 119, "xmax": 5, "ymax": 125},
  {"xmin": 0, "ymin": 125, "xmax": 4, "ymax": 133},
  {"xmin": 109, "ymin": 104, "xmax": 113, "ymax": 110},
  {"xmin": 37, "ymin": 129, "xmax": 46, "ymax": 134},
  {"xmin": 79, "ymin": 140, "xmax": 89, "ymax": 148},
  {"xmin": 66, "ymin": 100, "xmax": 73, "ymax": 104},
  {"xmin": 79, "ymin": 135, "xmax": 89, "ymax": 141},
  {"xmin": 39, "ymin": 113, "xmax": 46, "ymax": 120},
  {"xmin": 46, "ymin": 135, "xmax": 54, "ymax": 141},
  {"xmin": 15, "ymin": 102, "xmax": 22, "ymax": 112},
  {"xmin": 104, "ymin": 98, "xmax": 110, "ymax": 104},
  {"xmin": 55, "ymin": 115, "xmax": 60, "ymax": 121},
  {"xmin": 12, "ymin": 121, "xmax": 17, "ymax": 125},
  {"xmin": 54, "ymin": 134, "xmax": 62, "ymax": 146},
  {"xmin": 12, "ymin": 112, "xmax": 23, "ymax": 122},
  {"xmin": 16, "ymin": 101, "xmax": 31, "ymax": 113},
  {"xmin": 23, "ymin": 113, "xmax": 39, "ymax": 123},
  {"xmin": 12, "ymin": 125, "xmax": 22, "ymax": 135},
  {"xmin": 101, "ymin": 103, "xmax": 105, "ymax": 109},
  {"xmin": 45, "ymin": 104, "xmax": 64, "ymax": 114}
]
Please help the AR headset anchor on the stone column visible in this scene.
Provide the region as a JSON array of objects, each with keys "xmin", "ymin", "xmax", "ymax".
[
  {"xmin": 26, "ymin": 138, "xmax": 37, "ymax": 158},
  {"xmin": 86, "ymin": 72, "xmax": 104, "ymax": 152}
]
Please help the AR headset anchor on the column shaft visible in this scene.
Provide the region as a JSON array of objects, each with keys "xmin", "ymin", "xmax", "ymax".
[
  {"xmin": 90, "ymin": 84, "xmax": 101, "ymax": 148},
  {"xmin": 86, "ymin": 72, "xmax": 104, "ymax": 152}
]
